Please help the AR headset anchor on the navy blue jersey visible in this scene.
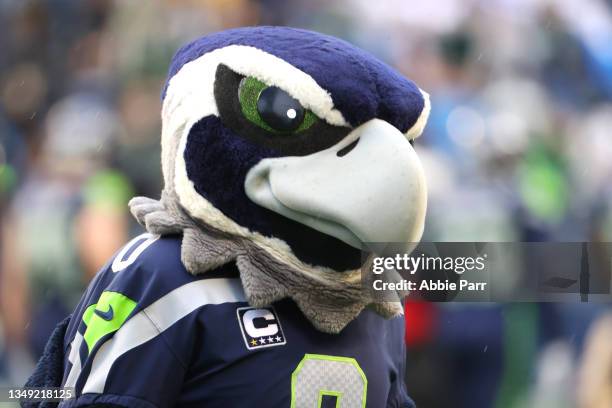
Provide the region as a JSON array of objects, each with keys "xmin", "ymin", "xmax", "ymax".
[{"xmin": 58, "ymin": 234, "xmax": 413, "ymax": 408}]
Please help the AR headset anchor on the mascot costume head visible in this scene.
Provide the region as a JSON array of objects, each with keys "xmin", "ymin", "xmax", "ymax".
[{"xmin": 129, "ymin": 26, "xmax": 430, "ymax": 333}]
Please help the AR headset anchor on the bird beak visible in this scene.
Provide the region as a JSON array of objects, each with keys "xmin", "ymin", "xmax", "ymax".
[{"xmin": 244, "ymin": 118, "xmax": 427, "ymax": 254}]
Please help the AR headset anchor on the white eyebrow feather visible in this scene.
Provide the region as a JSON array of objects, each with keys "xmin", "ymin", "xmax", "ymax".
[
  {"xmin": 163, "ymin": 44, "xmax": 348, "ymax": 130},
  {"xmin": 405, "ymin": 89, "xmax": 430, "ymax": 140}
]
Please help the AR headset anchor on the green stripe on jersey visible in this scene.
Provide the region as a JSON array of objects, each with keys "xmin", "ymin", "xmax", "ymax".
[{"xmin": 83, "ymin": 291, "xmax": 137, "ymax": 352}]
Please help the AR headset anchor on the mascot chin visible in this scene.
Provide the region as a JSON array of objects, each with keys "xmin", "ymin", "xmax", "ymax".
[{"xmin": 26, "ymin": 26, "xmax": 430, "ymax": 408}]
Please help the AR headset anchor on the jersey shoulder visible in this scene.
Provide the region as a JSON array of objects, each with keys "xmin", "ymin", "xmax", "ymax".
[
  {"xmin": 63, "ymin": 233, "xmax": 230, "ymax": 353},
  {"xmin": 89, "ymin": 233, "xmax": 239, "ymax": 308}
]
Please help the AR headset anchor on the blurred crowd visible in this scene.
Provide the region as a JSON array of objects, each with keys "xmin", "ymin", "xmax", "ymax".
[{"xmin": 1, "ymin": 0, "xmax": 612, "ymax": 407}]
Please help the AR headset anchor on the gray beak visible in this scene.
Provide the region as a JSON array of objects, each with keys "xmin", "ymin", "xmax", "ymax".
[{"xmin": 244, "ymin": 118, "xmax": 427, "ymax": 253}]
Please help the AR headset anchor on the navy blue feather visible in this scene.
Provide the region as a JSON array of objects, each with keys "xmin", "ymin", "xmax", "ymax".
[{"xmin": 163, "ymin": 26, "xmax": 424, "ymax": 132}]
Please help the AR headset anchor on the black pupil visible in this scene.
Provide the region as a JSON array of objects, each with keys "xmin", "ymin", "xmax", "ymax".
[{"xmin": 257, "ymin": 86, "xmax": 305, "ymax": 132}]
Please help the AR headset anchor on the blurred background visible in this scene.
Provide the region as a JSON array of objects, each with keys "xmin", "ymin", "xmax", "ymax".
[{"xmin": 1, "ymin": 0, "xmax": 612, "ymax": 407}]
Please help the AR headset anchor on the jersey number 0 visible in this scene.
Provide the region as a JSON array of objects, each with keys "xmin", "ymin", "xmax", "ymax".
[{"xmin": 291, "ymin": 354, "xmax": 367, "ymax": 408}]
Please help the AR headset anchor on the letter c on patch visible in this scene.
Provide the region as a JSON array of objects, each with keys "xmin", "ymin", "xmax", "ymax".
[{"xmin": 243, "ymin": 308, "xmax": 278, "ymax": 338}]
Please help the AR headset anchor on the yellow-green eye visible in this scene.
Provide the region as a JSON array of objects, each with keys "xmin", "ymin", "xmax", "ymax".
[{"xmin": 238, "ymin": 76, "xmax": 317, "ymax": 133}]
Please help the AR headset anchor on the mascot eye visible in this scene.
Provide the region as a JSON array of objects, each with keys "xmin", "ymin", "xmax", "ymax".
[
  {"xmin": 214, "ymin": 64, "xmax": 351, "ymax": 156},
  {"xmin": 238, "ymin": 77, "xmax": 317, "ymax": 133}
]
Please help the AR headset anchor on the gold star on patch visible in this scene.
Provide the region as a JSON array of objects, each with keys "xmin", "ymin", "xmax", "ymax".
[{"xmin": 250, "ymin": 339, "xmax": 258, "ymax": 346}]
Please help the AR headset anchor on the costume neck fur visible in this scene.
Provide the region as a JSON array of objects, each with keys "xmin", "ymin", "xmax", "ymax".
[{"xmin": 129, "ymin": 192, "xmax": 403, "ymax": 334}]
